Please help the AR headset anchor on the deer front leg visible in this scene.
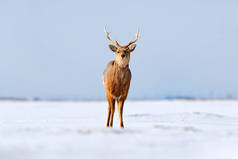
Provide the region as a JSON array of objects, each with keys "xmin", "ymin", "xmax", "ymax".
[
  {"xmin": 117, "ymin": 99, "xmax": 125, "ymax": 128},
  {"xmin": 106, "ymin": 103, "xmax": 111, "ymax": 127},
  {"xmin": 109, "ymin": 98, "xmax": 115, "ymax": 127},
  {"xmin": 106, "ymin": 94, "xmax": 114, "ymax": 127}
]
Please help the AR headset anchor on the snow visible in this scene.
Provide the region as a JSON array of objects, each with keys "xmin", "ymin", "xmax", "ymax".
[{"xmin": 0, "ymin": 100, "xmax": 238, "ymax": 159}]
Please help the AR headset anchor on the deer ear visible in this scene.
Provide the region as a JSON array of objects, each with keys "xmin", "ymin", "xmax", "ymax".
[
  {"xmin": 129, "ymin": 44, "xmax": 136, "ymax": 52},
  {"xmin": 109, "ymin": 44, "xmax": 117, "ymax": 52}
]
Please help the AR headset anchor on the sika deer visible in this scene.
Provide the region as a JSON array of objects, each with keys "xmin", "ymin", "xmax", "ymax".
[{"xmin": 103, "ymin": 26, "xmax": 140, "ymax": 128}]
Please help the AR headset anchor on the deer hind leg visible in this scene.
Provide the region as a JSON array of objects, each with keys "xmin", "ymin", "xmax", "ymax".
[
  {"xmin": 109, "ymin": 98, "xmax": 115, "ymax": 127},
  {"xmin": 117, "ymin": 99, "xmax": 125, "ymax": 128}
]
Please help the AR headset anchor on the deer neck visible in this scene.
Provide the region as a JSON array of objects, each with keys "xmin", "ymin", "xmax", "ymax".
[{"xmin": 114, "ymin": 55, "xmax": 130, "ymax": 68}]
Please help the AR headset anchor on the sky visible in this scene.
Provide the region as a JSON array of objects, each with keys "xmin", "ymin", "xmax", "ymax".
[{"xmin": 0, "ymin": 0, "xmax": 238, "ymax": 99}]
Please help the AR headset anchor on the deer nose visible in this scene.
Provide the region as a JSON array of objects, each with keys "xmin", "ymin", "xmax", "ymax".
[{"xmin": 121, "ymin": 54, "xmax": 126, "ymax": 58}]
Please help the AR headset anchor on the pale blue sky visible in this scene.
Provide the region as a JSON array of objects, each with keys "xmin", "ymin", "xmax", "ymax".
[{"xmin": 0, "ymin": 0, "xmax": 238, "ymax": 99}]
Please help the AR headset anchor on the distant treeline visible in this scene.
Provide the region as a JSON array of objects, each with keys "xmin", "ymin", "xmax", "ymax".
[{"xmin": 0, "ymin": 96, "xmax": 237, "ymax": 101}]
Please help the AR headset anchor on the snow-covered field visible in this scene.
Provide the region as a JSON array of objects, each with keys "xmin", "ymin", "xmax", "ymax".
[{"xmin": 0, "ymin": 100, "xmax": 238, "ymax": 159}]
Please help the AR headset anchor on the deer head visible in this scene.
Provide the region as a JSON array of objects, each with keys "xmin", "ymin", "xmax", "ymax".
[{"xmin": 104, "ymin": 26, "xmax": 141, "ymax": 67}]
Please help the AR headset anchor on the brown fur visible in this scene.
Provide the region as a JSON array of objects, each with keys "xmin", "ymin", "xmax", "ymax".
[
  {"xmin": 103, "ymin": 27, "xmax": 140, "ymax": 128},
  {"xmin": 104, "ymin": 61, "xmax": 131, "ymax": 98},
  {"xmin": 103, "ymin": 45, "xmax": 136, "ymax": 128}
]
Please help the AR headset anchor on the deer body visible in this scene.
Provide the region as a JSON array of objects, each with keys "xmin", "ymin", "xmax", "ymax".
[
  {"xmin": 103, "ymin": 61, "xmax": 131, "ymax": 99},
  {"xmin": 103, "ymin": 27, "xmax": 140, "ymax": 128}
]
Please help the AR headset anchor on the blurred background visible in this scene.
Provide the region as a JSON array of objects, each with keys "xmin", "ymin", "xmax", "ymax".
[{"xmin": 0, "ymin": 0, "xmax": 238, "ymax": 100}]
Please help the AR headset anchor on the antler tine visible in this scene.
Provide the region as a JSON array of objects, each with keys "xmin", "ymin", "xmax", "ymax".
[
  {"xmin": 123, "ymin": 28, "xmax": 141, "ymax": 48},
  {"xmin": 104, "ymin": 26, "xmax": 120, "ymax": 47}
]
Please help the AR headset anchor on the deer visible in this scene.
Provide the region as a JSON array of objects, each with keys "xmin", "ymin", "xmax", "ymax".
[{"xmin": 103, "ymin": 26, "xmax": 140, "ymax": 128}]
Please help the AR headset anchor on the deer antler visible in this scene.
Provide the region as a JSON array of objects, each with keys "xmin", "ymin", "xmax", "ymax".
[
  {"xmin": 123, "ymin": 28, "xmax": 141, "ymax": 48},
  {"xmin": 104, "ymin": 26, "xmax": 120, "ymax": 47}
]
